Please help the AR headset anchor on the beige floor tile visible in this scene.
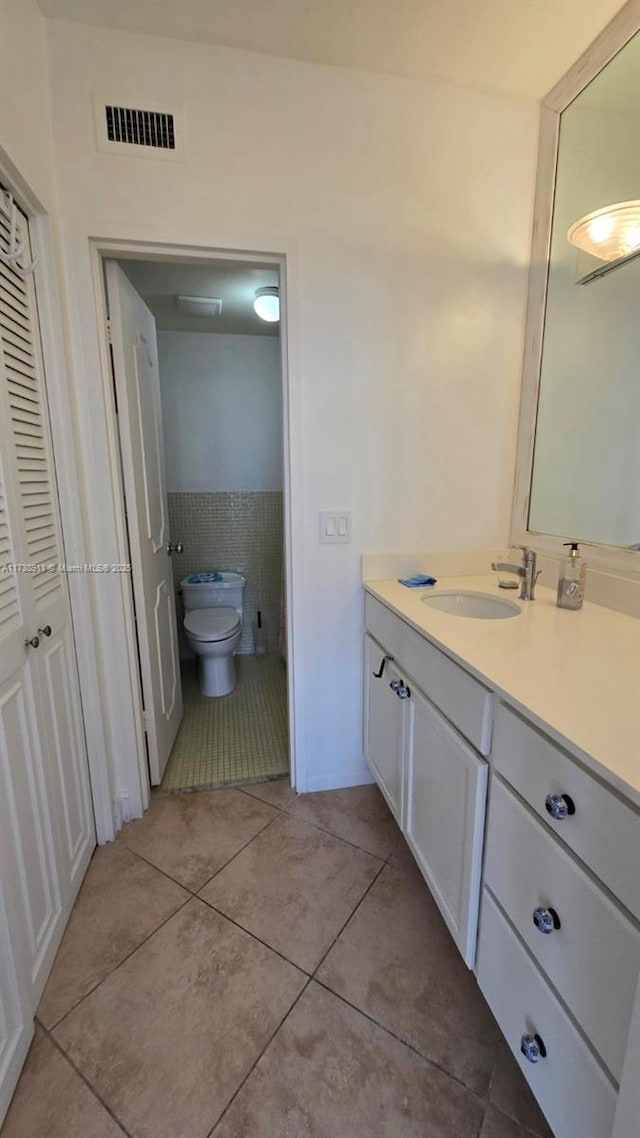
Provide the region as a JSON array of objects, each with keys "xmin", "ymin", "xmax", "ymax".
[
  {"xmin": 287, "ymin": 784, "xmax": 400, "ymax": 858},
  {"xmin": 489, "ymin": 1041, "xmax": 554, "ymax": 1137},
  {"xmin": 2, "ymin": 1030, "xmax": 126, "ymax": 1138},
  {"xmin": 200, "ymin": 813, "xmax": 381, "ymax": 972},
  {"xmin": 481, "ymin": 1105, "xmax": 538, "ymax": 1138},
  {"xmin": 241, "ymin": 777, "xmax": 298, "ymax": 811},
  {"xmin": 38, "ymin": 843, "xmax": 188, "ymax": 1028},
  {"xmin": 119, "ymin": 787, "xmax": 278, "ymax": 890},
  {"xmin": 54, "ymin": 899, "xmax": 306, "ymax": 1138},
  {"xmin": 389, "ymin": 834, "xmax": 418, "ymax": 870},
  {"xmin": 317, "ymin": 858, "xmax": 501, "ymax": 1096},
  {"xmin": 212, "ymin": 982, "xmax": 484, "ymax": 1138}
]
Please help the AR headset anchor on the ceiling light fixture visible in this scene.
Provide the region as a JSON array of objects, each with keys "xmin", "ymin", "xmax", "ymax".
[
  {"xmin": 253, "ymin": 286, "xmax": 279, "ymax": 322},
  {"xmin": 176, "ymin": 295, "xmax": 222, "ymax": 317},
  {"xmin": 567, "ymin": 200, "xmax": 640, "ymax": 262}
]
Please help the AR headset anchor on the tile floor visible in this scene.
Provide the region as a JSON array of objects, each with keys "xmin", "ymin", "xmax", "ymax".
[
  {"xmin": 4, "ymin": 784, "xmax": 553, "ymax": 1138},
  {"xmin": 161, "ymin": 655, "xmax": 289, "ymax": 792}
]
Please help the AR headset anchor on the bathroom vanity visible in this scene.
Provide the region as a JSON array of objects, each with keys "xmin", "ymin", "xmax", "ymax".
[{"xmin": 363, "ymin": 576, "xmax": 640, "ymax": 1138}]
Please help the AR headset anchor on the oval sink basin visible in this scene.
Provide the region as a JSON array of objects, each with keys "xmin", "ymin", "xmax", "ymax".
[{"xmin": 420, "ymin": 590, "xmax": 521, "ymax": 620}]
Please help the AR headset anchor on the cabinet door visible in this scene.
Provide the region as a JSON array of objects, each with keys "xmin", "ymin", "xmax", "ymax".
[
  {"xmin": 364, "ymin": 635, "xmax": 407, "ymax": 825},
  {"xmin": 405, "ymin": 687, "xmax": 487, "ymax": 966}
]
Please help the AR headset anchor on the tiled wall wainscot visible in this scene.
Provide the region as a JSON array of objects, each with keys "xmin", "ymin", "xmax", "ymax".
[{"xmin": 168, "ymin": 491, "xmax": 284, "ymax": 656}]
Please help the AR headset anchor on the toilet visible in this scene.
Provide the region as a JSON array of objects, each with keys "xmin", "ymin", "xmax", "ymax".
[{"xmin": 181, "ymin": 572, "xmax": 246, "ymax": 697}]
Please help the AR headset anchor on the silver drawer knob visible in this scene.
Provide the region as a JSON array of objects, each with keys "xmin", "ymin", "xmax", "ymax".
[
  {"xmin": 533, "ymin": 906, "xmax": 561, "ymax": 934},
  {"xmin": 397, "ymin": 682, "xmax": 411, "ymax": 700},
  {"xmin": 389, "ymin": 679, "xmax": 401, "ymax": 692},
  {"xmin": 545, "ymin": 793, "xmax": 575, "ymax": 820},
  {"xmin": 520, "ymin": 1033, "xmax": 547, "ymax": 1063}
]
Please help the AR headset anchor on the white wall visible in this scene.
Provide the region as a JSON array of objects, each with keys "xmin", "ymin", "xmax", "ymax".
[
  {"xmin": 157, "ymin": 331, "xmax": 282, "ymax": 493},
  {"xmin": 0, "ymin": 0, "xmax": 56, "ymax": 208},
  {"xmin": 44, "ymin": 19, "xmax": 539, "ymax": 793}
]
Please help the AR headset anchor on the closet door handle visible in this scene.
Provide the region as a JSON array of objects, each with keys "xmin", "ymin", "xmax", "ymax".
[
  {"xmin": 25, "ymin": 635, "xmax": 40, "ymax": 649},
  {"xmin": 166, "ymin": 541, "xmax": 184, "ymax": 555},
  {"xmin": 38, "ymin": 625, "xmax": 52, "ymax": 638},
  {"xmin": 389, "ymin": 679, "xmax": 401, "ymax": 692}
]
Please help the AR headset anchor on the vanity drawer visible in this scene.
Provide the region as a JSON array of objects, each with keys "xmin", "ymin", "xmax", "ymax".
[
  {"xmin": 485, "ymin": 775, "xmax": 640, "ymax": 1080},
  {"xmin": 493, "ymin": 702, "xmax": 640, "ymax": 919},
  {"xmin": 477, "ymin": 890, "xmax": 617, "ymax": 1138},
  {"xmin": 364, "ymin": 594, "xmax": 492, "ymax": 754}
]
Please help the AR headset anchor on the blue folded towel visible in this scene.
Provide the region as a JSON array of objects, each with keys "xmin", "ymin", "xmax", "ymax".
[{"xmin": 398, "ymin": 574, "xmax": 437, "ymax": 588}]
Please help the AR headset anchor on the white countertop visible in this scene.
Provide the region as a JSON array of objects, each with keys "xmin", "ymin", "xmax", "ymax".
[{"xmin": 364, "ymin": 575, "xmax": 640, "ymax": 806}]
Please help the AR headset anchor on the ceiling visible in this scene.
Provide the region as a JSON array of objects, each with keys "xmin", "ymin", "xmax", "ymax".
[
  {"xmin": 38, "ymin": 0, "xmax": 625, "ymax": 101},
  {"xmin": 120, "ymin": 258, "xmax": 280, "ymax": 336}
]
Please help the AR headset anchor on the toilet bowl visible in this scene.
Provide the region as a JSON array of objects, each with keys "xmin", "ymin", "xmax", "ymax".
[{"xmin": 181, "ymin": 572, "xmax": 246, "ymax": 697}]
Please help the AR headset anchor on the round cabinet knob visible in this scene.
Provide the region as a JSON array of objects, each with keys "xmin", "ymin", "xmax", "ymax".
[
  {"xmin": 545, "ymin": 793, "xmax": 576, "ymax": 821},
  {"xmin": 166, "ymin": 541, "xmax": 184, "ymax": 555},
  {"xmin": 389, "ymin": 679, "xmax": 401, "ymax": 692},
  {"xmin": 397, "ymin": 683, "xmax": 411, "ymax": 700},
  {"xmin": 520, "ymin": 1033, "xmax": 547, "ymax": 1063},
  {"xmin": 37, "ymin": 625, "xmax": 52, "ymax": 638},
  {"xmin": 533, "ymin": 906, "xmax": 561, "ymax": 934},
  {"xmin": 24, "ymin": 635, "xmax": 40, "ymax": 649}
]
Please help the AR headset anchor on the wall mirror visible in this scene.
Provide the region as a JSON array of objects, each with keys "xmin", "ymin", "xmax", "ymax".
[{"xmin": 515, "ymin": 11, "xmax": 640, "ymax": 567}]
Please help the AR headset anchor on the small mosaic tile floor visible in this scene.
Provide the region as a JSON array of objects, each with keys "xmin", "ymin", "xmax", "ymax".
[{"xmin": 160, "ymin": 654, "xmax": 289, "ymax": 792}]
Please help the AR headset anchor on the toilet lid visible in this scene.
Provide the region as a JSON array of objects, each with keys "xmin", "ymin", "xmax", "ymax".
[{"xmin": 184, "ymin": 607, "xmax": 240, "ymax": 642}]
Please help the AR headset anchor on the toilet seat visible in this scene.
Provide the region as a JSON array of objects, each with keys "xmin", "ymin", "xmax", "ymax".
[{"xmin": 184, "ymin": 606, "xmax": 240, "ymax": 643}]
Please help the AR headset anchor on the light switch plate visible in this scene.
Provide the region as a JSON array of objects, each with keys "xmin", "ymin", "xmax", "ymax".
[{"xmin": 320, "ymin": 510, "xmax": 352, "ymax": 543}]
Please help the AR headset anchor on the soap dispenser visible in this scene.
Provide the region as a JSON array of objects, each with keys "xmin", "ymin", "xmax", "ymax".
[{"xmin": 557, "ymin": 542, "xmax": 586, "ymax": 610}]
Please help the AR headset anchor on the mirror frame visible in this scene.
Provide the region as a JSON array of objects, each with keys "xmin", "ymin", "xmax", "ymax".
[{"xmin": 511, "ymin": 0, "xmax": 640, "ymax": 580}]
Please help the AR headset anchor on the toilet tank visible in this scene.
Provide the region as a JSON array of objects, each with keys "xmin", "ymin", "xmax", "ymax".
[{"xmin": 181, "ymin": 572, "xmax": 246, "ymax": 617}]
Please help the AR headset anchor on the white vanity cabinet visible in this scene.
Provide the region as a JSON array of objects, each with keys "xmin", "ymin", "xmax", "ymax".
[
  {"xmin": 405, "ymin": 686, "xmax": 488, "ymax": 965},
  {"xmin": 363, "ymin": 586, "xmax": 640, "ymax": 1138},
  {"xmin": 364, "ymin": 597, "xmax": 490, "ymax": 966},
  {"xmin": 364, "ymin": 634, "xmax": 408, "ymax": 825}
]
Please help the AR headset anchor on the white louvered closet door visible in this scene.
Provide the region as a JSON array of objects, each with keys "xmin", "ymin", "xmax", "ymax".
[{"xmin": 0, "ymin": 194, "xmax": 95, "ymax": 1122}]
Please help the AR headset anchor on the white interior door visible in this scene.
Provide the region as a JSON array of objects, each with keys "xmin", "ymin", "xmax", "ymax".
[
  {"xmin": 0, "ymin": 193, "xmax": 95, "ymax": 1120},
  {"xmin": 105, "ymin": 262, "xmax": 182, "ymax": 784}
]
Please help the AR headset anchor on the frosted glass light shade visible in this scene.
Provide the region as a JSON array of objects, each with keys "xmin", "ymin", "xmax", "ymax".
[
  {"xmin": 253, "ymin": 286, "xmax": 279, "ymax": 322},
  {"xmin": 567, "ymin": 201, "xmax": 640, "ymax": 261}
]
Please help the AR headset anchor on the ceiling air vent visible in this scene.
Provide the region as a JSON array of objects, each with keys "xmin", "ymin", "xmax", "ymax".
[{"xmin": 94, "ymin": 97, "xmax": 185, "ymax": 161}]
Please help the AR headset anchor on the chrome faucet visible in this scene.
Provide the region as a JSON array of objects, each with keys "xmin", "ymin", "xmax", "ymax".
[{"xmin": 491, "ymin": 546, "xmax": 540, "ymax": 601}]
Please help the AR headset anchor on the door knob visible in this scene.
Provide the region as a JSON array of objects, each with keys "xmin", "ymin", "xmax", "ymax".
[
  {"xmin": 25, "ymin": 635, "xmax": 40, "ymax": 649},
  {"xmin": 166, "ymin": 541, "xmax": 184, "ymax": 555},
  {"xmin": 389, "ymin": 679, "xmax": 401, "ymax": 692},
  {"xmin": 37, "ymin": 625, "xmax": 52, "ymax": 638}
]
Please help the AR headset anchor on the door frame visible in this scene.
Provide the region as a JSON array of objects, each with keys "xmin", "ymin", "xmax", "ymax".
[{"xmin": 91, "ymin": 237, "xmax": 299, "ymax": 804}]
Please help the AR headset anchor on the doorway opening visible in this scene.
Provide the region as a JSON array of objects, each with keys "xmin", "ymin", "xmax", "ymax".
[{"xmin": 105, "ymin": 253, "xmax": 290, "ymax": 796}]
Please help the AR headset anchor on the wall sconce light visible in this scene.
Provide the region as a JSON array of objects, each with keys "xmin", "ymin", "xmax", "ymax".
[
  {"xmin": 567, "ymin": 201, "xmax": 640, "ymax": 262},
  {"xmin": 253, "ymin": 286, "xmax": 279, "ymax": 322}
]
